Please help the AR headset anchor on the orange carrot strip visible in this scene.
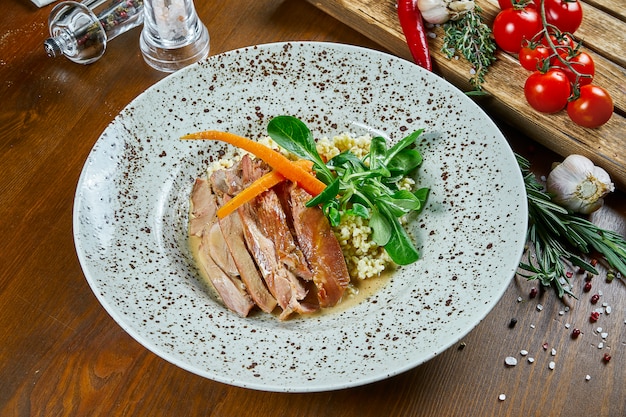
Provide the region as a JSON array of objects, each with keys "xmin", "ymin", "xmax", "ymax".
[
  {"xmin": 216, "ymin": 159, "xmax": 314, "ymax": 219},
  {"xmin": 181, "ymin": 130, "xmax": 326, "ymax": 196}
]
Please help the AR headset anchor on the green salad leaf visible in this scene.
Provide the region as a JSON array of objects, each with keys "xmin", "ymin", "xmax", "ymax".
[{"xmin": 267, "ymin": 115, "xmax": 429, "ymax": 265}]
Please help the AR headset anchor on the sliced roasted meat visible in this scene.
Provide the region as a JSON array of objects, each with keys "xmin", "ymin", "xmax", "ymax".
[
  {"xmin": 189, "ymin": 177, "xmax": 217, "ymax": 237},
  {"xmin": 287, "ymin": 185, "xmax": 350, "ymax": 308},
  {"xmin": 206, "ymin": 222, "xmax": 239, "ymax": 277},
  {"xmin": 217, "ymin": 202, "xmax": 277, "ymax": 314},
  {"xmin": 256, "ymin": 190, "xmax": 313, "ymax": 281},
  {"xmin": 240, "ymin": 155, "xmax": 312, "ymax": 281},
  {"xmin": 238, "ymin": 200, "xmax": 318, "ymax": 320},
  {"xmin": 211, "ymin": 164, "xmax": 278, "ymax": 314},
  {"xmin": 237, "ymin": 156, "xmax": 318, "ymax": 319},
  {"xmin": 197, "ymin": 223, "xmax": 254, "ymax": 317}
]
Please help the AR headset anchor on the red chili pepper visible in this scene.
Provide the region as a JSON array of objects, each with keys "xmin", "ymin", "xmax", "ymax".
[{"xmin": 397, "ymin": 0, "xmax": 432, "ymax": 71}]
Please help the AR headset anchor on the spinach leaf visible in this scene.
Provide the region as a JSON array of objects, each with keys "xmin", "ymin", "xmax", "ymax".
[{"xmin": 266, "ymin": 116, "xmax": 429, "ymax": 266}]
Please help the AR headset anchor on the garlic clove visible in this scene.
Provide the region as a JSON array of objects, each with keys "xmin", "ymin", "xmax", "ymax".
[{"xmin": 546, "ymin": 155, "xmax": 615, "ymax": 214}]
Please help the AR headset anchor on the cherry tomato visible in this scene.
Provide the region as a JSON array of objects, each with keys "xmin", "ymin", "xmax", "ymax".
[
  {"xmin": 554, "ymin": 51, "xmax": 595, "ymax": 86},
  {"xmin": 567, "ymin": 85, "xmax": 613, "ymax": 128},
  {"xmin": 519, "ymin": 45, "xmax": 550, "ymax": 71},
  {"xmin": 544, "ymin": 0, "xmax": 583, "ymax": 34},
  {"xmin": 493, "ymin": 8, "xmax": 542, "ymax": 54},
  {"xmin": 541, "ymin": 32, "xmax": 576, "ymax": 51},
  {"xmin": 524, "ymin": 69, "xmax": 571, "ymax": 113}
]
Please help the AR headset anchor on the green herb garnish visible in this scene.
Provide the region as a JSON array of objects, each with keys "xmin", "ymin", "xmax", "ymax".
[
  {"xmin": 517, "ymin": 154, "xmax": 626, "ymax": 298},
  {"xmin": 267, "ymin": 116, "xmax": 429, "ymax": 266},
  {"xmin": 442, "ymin": 6, "xmax": 496, "ymax": 91}
]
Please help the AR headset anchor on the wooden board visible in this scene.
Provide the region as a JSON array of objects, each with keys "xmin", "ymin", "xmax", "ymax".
[{"xmin": 305, "ymin": 0, "xmax": 626, "ymax": 189}]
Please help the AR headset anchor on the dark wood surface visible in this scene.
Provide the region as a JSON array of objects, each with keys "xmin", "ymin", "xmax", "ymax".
[{"xmin": 1, "ymin": 1, "xmax": 624, "ymax": 416}]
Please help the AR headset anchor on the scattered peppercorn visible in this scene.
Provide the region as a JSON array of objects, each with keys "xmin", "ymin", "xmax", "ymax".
[
  {"xmin": 590, "ymin": 311, "xmax": 600, "ymax": 322},
  {"xmin": 591, "ymin": 258, "xmax": 598, "ymax": 267},
  {"xmin": 458, "ymin": 342, "xmax": 466, "ymax": 350},
  {"xmin": 508, "ymin": 318, "xmax": 518, "ymax": 328},
  {"xmin": 571, "ymin": 328, "xmax": 581, "ymax": 338},
  {"xmin": 606, "ymin": 271, "xmax": 615, "ymax": 282},
  {"xmin": 603, "ymin": 353, "xmax": 611, "ymax": 362},
  {"xmin": 583, "ymin": 281, "xmax": 592, "ymax": 292},
  {"xmin": 529, "ymin": 287, "xmax": 538, "ymax": 298},
  {"xmin": 591, "ymin": 294, "xmax": 600, "ymax": 304}
]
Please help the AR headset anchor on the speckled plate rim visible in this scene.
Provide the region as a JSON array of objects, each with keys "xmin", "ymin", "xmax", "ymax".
[{"xmin": 73, "ymin": 41, "xmax": 528, "ymax": 392}]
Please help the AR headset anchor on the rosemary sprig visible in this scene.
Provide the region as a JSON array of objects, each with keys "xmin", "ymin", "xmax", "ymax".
[
  {"xmin": 442, "ymin": 6, "xmax": 496, "ymax": 91},
  {"xmin": 517, "ymin": 154, "xmax": 626, "ymax": 298}
]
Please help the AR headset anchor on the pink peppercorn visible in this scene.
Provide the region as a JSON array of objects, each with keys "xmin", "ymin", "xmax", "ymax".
[
  {"xmin": 603, "ymin": 353, "xmax": 611, "ymax": 362},
  {"xmin": 590, "ymin": 294, "xmax": 600, "ymax": 304},
  {"xmin": 529, "ymin": 287, "xmax": 538, "ymax": 298},
  {"xmin": 590, "ymin": 311, "xmax": 600, "ymax": 322},
  {"xmin": 583, "ymin": 282, "xmax": 592, "ymax": 292},
  {"xmin": 571, "ymin": 328, "xmax": 581, "ymax": 338}
]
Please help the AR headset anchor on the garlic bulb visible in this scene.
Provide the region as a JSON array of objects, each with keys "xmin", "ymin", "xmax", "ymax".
[
  {"xmin": 546, "ymin": 155, "xmax": 615, "ymax": 214},
  {"xmin": 417, "ymin": 0, "xmax": 475, "ymax": 25}
]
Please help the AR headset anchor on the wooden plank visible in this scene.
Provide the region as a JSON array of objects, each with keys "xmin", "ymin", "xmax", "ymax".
[
  {"xmin": 585, "ymin": 0, "xmax": 626, "ymax": 21},
  {"xmin": 305, "ymin": 0, "xmax": 626, "ymax": 190}
]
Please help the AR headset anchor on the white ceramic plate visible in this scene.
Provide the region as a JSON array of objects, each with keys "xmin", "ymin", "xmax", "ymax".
[{"xmin": 74, "ymin": 42, "xmax": 527, "ymax": 392}]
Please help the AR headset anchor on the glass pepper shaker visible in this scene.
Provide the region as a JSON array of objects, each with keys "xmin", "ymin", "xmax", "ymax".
[
  {"xmin": 44, "ymin": 0, "xmax": 144, "ymax": 64},
  {"xmin": 139, "ymin": 0, "xmax": 210, "ymax": 72}
]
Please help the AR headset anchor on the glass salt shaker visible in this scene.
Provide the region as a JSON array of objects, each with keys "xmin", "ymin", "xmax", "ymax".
[
  {"xmin": 44, "ymin": 0, "xmax": 144, "ymax": 64},
  {"xmin": 139, "ymin": 0, "xmax": 210, "ymax": 72}
]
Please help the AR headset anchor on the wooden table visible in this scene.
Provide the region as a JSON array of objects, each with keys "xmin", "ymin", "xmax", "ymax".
[{"xmin": 1, "ymin": 1, "xmax": 624, "ymax": 416}]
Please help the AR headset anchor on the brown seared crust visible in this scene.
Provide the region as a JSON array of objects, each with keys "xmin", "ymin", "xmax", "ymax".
[{"xmin": 287, "ymin": 185, "xmax": 350, "ymax": 308}]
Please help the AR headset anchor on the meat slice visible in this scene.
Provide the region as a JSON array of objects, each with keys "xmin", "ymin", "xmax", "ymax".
[
  {"xmin": 205, "ymin": 222, "xmax": 239, "ymax": 277},
  {"xmin": 239, "ymin": 201, "xmax": 318, "ymax": 320},
  {"xmin": 255, "ymin": 190, "xmax": 313, "ymax": 281},
  {"xmin": 217, "ymin": 204, "xmax": 278, "ymax": 314},
  {"xmin": 238, "ymin": 156, "xmax": 318, "ymax": 319},
  {"xmin": 210, "ymin": 162, "xmax": 278, "ymax": 314},
  {"xmin": 189, "ymin": 177, "xmax": 217, "ymax": 237},
  {"xmin": 287, "ymin": 186, "xmax": 350, "ymax": 308},
  {"xmin": 239, "ymin": 155, "xmax": 312, "ymax": 281},
  {"xmin": 197, "ymin": 223, "xmax": 254, "ymax": 317}
]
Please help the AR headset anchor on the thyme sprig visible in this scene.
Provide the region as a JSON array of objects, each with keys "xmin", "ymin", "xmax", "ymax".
[
  {"xmin": 517, "ymin": 155, "xmax": 626, "ymax": 298},
  {"xmin": 442, "ymin": 6, "xmax": 496, "ymax": 91}
]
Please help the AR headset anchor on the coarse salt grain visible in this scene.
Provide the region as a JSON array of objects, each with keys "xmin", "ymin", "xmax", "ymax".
[
  {"xmin": 559, "ymin": 310, "xmax": 564, "ymax": 316},
  {"xmin": 528, "ymin": 357, "xmax": 535, "ymax": 363},
  {"xmin": 549, "ymin": 361, "xmax": 556, "ymax": 370},
  {"xmin": 520, "ymin": 350, "xmax": 528, "ymax": 356},
  {"xmin": 505, "ymin": 356, "xmax": 518, "ymax": 366},
  {"xmin": 598, "ymin": 342, "xmax": 604, "ymax": 349},
  {"xmin": 605, "ymin": 306, "xmax": 612, "ymax": 314},
  {"xmin": 585, "ymin": 375, "xmax": 591, "ymax": 381},
  {"xmin": 551, "ymin": 348, "xmax": 557, "ymax": 356},
  {"xmin": 601, "ymin": 332, "xmax": 608, "ymax": 339},
  {"xmin": 536, "ymin": 304, "xmax": 544, "ymax": 311},
  {"xmin": 530, "ymin": 324, "xmax": 536, "ymax": 329},
  {"xmin": 596, "ymin": 327, "xmax": 603, "ymax": 333},
  {"xmin": 517, "ymin": 296, "xmax": 523, "ymax": 302},
  {"xmin": 499, "ymin": 394, "xmax": 506, "ymax": 401},
  {"xmin": 565, "ymin": 323, "xmax": 571, "ymax": 329}
]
